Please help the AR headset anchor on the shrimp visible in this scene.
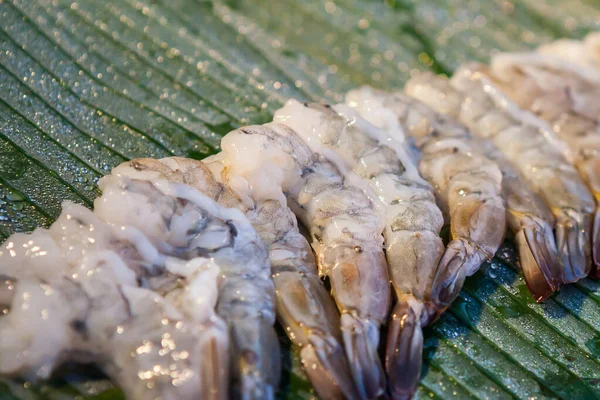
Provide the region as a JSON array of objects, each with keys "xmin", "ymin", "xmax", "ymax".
[
  {"xmin": 490, "ymin": 53, "xmax": 600, "ymax": 276},
  {"xmin": 119, "ymin": 157, "xmax": 360, "ymax": 400},
  {"xmin": 0, "ymin": 200, "xmax": 229, "ymax": 400},
  {"xmin": 353, "ymin": 86, "xmax": 559, "ymax": 301},
  {"xmin": 406, "ymin": 66, "xmax": 596, "ymax": 284},
  {"xmin": 492, "ymin": 53, "xmax": 600, "ymax": 118},
  {"xmin": 273, "ymin": 99, "xmax": 445, "ymax": 399},
  {"xmin": 216, "ymin": 124, "xmax": 391, "ymax": 399},
  {"xmin": 101, "ymin": 160, "xmax": 280, "ymax": 400},
  {"xmin": 537, "ymin": 32, "xmax": 600, "ymax": 70}
]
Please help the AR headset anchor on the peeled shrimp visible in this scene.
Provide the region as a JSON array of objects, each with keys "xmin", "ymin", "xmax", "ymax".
[
  {"xmin": 119, "ymin": 157, "xmax": 360, "ymax": 400},
  {"xmin": 538, "ymin": 32, "xmax": 600, "ymax": 70},
  {"xmin": 272, "ymin": 99, "xmax": 444, "ymax": 399},
  {"xmin": 102, "ymin": 160, "xmax": 280, "ymax": 400},
  {"xmin": 0, "ymin": 199, "xmax": 228, "ymax": 400},
  {"xmin": 216, "ymin": 123, "xmax": 391, "ymax": 399},
  {"xmin": 490, "ymin": 53, "xmax": 600, "ymax": 276},
  {"xmin": 406, "ymin": 66, "xmax": 596, "ymax": 285},
  {"xmin": 355, "ymin": 85, "xmax": 561, "ymax": 301}
]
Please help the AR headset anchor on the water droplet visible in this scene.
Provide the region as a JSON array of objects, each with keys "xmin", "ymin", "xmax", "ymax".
[
  {"xmin": 6, "ymin": 189, "xmax": 24, "ymax": 202},
  {"xmin": 452, "ymin": 299, "xmax": 476, "ymax": 328},
  {"xmin": 497, "ymin": 304, "xmax": 522, "ymax": 319},
  {"xmin": 0, "ymin": 152, "xmax": 27, "ymax": 180},
  {"xmin": 585, "ymin": 335, "xmax": 600, "ymax": 357}
]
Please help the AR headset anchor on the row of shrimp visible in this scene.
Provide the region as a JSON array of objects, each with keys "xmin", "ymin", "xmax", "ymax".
[
  {"xmin": 0, "ymin": 82, "xmax": 543, "ymax": 400},
  {"xmin": 202, "ymin": 90, "xmax": 508, "ymax": 399},
  {"xmin": 2, "ymin": 35, "xmax": 599, "ymax": 400},
  {"xmin": 335, "ymin": 44, "xmax": 600, "ymax": 396},
  {"xmin": 261, "ymin": 42, "xmax": 600, "ymax": 397},
  {"xmin": 404, "ymin": 42, "xmax": 600, "ymax": 286}
]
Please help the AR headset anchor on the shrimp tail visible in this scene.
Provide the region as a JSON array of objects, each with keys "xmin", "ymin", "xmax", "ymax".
[
  {"xmin": 432, "ymin": 195, "xmax": 506, "ymax": 308},
  {"xmin": 555, "ymin": 211, "xmax": 592, "ymax": 283},
  {"xmin": 385, "ymin": 301, "xmax": 424, "ymax": 400},
  {"xmin": 230, "ymin": 317, "xmax": 281, "ymax": 400},
  {"xmin": 340, "ymin": 313, "xmax": 386, "ymax": 399},
  {"xmin": 516, "ymin": 216, "xmax": 561, "ymax": 302},
  {"xmin": 430, "ymin": 239, "xmax": 470, "ymax": 309},
  {"xmin": 593, "ymin": 206, "xmax": 600, "ymax": 278},
  {"xmin": 300, "ymin": 331, "xmax": 362, "ymax": 400}
]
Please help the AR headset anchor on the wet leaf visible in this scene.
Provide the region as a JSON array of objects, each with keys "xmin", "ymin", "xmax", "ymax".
[{"xmin": 1, "ymin": 0, "xmax": 600, "ymax": 398}]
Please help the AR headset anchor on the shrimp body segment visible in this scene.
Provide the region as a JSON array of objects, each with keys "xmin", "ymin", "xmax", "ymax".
[
  {"xmin": 490, "ymin": 53, "xmax": 600, "ymax": 276},
  {"xmin": 275, "ymin": 99, "xmax": 446, "ymax": 399},
  {"xmin": 406, "ymin": 67, "xmax": 595, "ymax": 286},
  {"xmin": 215, "ymin": 124, "xmax": 391, "ymax": 399}
]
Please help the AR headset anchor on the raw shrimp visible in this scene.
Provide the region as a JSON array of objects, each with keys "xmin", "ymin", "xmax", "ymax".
[
  {"xmin": 406, "ymin": 66, "xmax": 596, "ymax": 284},
  {"xmin": 216, "ymin": 124, "xmax": 391, "ymax": 399},
  {"xmin": 352, "ymin": 86, "xmax": 559, "ymax": 301},
  {"xmin": 118, "ymin": 157, "xmax": 360, "ymax": 400},
  {"xmin": 490, "ymin": 53, "xmax": 600, "ymax": 275},
  {"xmin": 538, "ymin": 32, "xmax": 600, "ymax": 70},
  {"xmin": 492, "ymin": 53, "xmax": 600, "ymax": 118},
  {"xmin": 0, "ymin": 201, "xmax": 228, "ymax": 400},
  {"xmin": 273, "ymin": 99, "xmax": 445, "ymax": 399},
  {"xmin": 101, "ymin": 161, "xmax": 280, "ymax": 400}
]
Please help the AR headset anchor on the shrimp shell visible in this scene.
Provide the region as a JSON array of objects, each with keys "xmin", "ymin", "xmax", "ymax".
[
  {"xmin": 381, "ymin": 83, "xmax": 561, "ymax": 301},
  {"xmin": 275, "ymin": 99, "xmax": 445, "ymax": 399},
  {"xmin": 127, "ymin": 156, "xmax": 361, "ymax": 400},
  {"xmin": 217, "ymin": 123, "xmax": 391, "ymax": 399},
  {"xmin": 107, "ymin": 159, "xmax": 280, "ymax": 400},
  {"xmin": 0, "ymin": 200, "xmax": 229, "ymax": 400},
  {"xmin": 407, "ymin": 66, "xmax": 595, "ymax": 285},
  {"xmin": 490, "ymin": 53, "xmax": 600, "ymax": 277}
]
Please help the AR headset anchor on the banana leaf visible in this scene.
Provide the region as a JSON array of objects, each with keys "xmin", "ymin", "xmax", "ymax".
[{"xmin": 1, "ymin": 0, "xmax": 600, "ymax": 398}]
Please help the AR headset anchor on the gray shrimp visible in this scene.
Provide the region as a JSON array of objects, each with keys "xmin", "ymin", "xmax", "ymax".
[
  {"xmin": 122, "ymin": 156, "xmax": 360, "ymax": 400},
  {"xmin": 104, "ymin": 160, "xmax": 280, "ymax": 400},
  {"xmin": 217, "ymin": 123, "xmax": 391, "ymax": 399},
  {"xmin": 0, "ymin": 201, "xmax": 229, "ymax": 400},
  {"xmin": 406, "ymin": 66, "xmax": 596, "ymax": 285},
  {"xmin": 354, "ymin": 86, "xmax": 560, "ymax": 301},
  {"xmin": 274, "ymin": 99, "xmax": 446, "ymax": 399},
  {"xmin": 490, "ymin": 53, "xmax": 600, "ymax": 277}
]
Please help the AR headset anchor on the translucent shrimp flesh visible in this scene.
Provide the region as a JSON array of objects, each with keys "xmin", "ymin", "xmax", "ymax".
[
  {"xmin": 406, "ymin": 66, "xmax": 596, "ymax": 285},
  {"xmin": 103, "ymin": 160, "xmax": 280, "ymax": 400},
  {"xmin": 121, "ymin": 157, "xmax": 360, "ymax": 400},
  {"xmin": 272, "ymin": 99, "xmax": 447, "ymax": 399},
  {"xmin": 216, "ymin": 123, "xmax": 391, "ymax": 399},
  {"xmin": 355, "ymin": 85, "xmax": 561, "ymax": 301},
  {"xmin": 0, "ymin": 196, "xmax": 229, "ymax": 400},
  {"xmin": 490, "ymin": 53, "xmax": 600, "ymax": 276}
]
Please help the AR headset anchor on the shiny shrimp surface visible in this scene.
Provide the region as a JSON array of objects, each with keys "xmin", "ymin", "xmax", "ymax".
[
  {"xmin": 216, "ymin": 124, "xmax": 391, "ymax": 399},
  {"xmin": 362, "ymin": 85, "xmax": 559, "ymax": 300},
  {"xmin": 274, "ymin": 99, "xmax": 445, "ymax": 399},
  {"xmin": 105, "ymin": 160, "xmax": 280, "ymax": 400},
  {"xmin": 125, "ymin": 157, "xmax": 360, "ymax": 400},
  {"xmin": 406, "ymin": 67, "xmax": 595, "ymax": 285},
  {"xmin": 348, "ymin": 87, "xmax": 508, "ymax": 298},
  {"xmin": 0, "ymin": 188, "xmax": 231, "ymax": 400},
  {"xmin": 490, "ymin": 53, "xmax": 600, "ymax": 276}
]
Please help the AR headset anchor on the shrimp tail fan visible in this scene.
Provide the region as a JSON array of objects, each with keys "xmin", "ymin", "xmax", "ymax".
[
  {"xmin": 517, "ymin": 215, "xmax": 562, "ymax": 301},
  {"xmin": 385, "ymin": 301, "xmax": 423, "ymax": 400}
]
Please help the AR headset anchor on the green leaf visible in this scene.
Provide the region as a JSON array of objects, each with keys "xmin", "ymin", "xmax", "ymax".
[{"xmin": 2, "ymin": 0, "xmax": 600, "ymax": 398}]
